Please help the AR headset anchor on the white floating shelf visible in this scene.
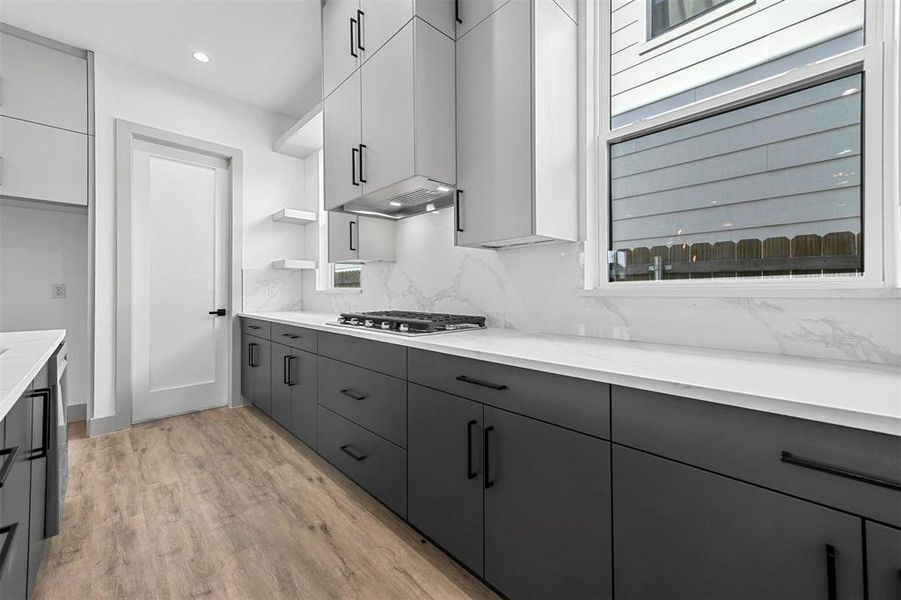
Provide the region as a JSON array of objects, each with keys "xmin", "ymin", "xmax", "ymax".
[
  {"xmin": 272, "ymin": 259, "xmax": 317, "ymax": 270},
  {"xmin": 271, "ymin": 208, "xmax": 317, "ymax": 224}
]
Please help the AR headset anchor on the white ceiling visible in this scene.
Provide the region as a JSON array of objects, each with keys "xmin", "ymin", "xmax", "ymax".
[{"xmin": 0, "ymin": 0, "xmax": 322, "ymax": 119}]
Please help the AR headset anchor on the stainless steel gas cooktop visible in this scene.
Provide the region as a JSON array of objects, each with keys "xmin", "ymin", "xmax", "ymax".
[{"xmin": 329, "ymin": 310, "xmax": 487, "ymax": 336}]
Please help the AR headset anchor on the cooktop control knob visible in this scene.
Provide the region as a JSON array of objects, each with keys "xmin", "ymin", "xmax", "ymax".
[
  {"xmin": 364, "ymin": 319, "xmax": 374, "ymax": 327},
  {"xmin": 350, "ymin": 318, "xmax": 359, "ymax": 325},
  {"xmin": 399, "ymin": 324, "xmax": 409, "ymax": 333},
  {"xmin": 381, "ymin": 322, "xmax": 391, "ymax": 330}
]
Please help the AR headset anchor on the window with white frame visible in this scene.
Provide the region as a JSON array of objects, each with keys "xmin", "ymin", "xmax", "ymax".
[
  {"xmin": 648, "ymin": 0, "xmax": 734, "ymax": 38},
  {"xmin": 588, "ymin": 0, "xmax": 896, "ymax": 291}
]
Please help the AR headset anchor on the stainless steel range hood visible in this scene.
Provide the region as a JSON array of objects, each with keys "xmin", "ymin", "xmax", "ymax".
[{"xmin": 339, "ymin": 176, "xmax": 455, "ymax": 220}]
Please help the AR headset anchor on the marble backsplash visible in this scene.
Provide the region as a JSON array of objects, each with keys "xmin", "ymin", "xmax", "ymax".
[{"xmin": 238, "ymin": 209, "xmax": 898, "ymax": 367}]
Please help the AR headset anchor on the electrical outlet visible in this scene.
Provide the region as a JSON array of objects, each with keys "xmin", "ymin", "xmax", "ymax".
[{"xmin": 51, "ymin": 284, "xmax": 66, "ymax": 299}]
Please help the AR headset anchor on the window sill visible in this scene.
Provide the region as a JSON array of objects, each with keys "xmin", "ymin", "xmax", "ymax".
[
  {"xmin": 313, "ymin": 288, "xmax": 362, "ymax": 295},
  {"xmin": 639, "ymin": 0, "xmax": 756, "ymax": 56},
  {"xmin": 579, "ymin": 282, "xmax": 900, "ymax": 299}
]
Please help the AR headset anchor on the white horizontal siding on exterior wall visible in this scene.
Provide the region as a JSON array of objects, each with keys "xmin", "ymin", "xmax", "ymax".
[
  {"xmin": 610, "ymin": 74, "xmax": 862, "ymax": 250},
  {"xmin": 610, "ymin": 0, "xmax": 864, "ymax": 116}
]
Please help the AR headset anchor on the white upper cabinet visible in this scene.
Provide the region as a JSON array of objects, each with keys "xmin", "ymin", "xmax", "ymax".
[
  {"xmin": 0, "ymin": 116, "xmax": 88, "ymax": 205},
  {"xmin": 323, "ymin": 70, "xmax": 362, "ymax": 210},
  {"xmin": 0, "ymin": 31, "xmax": 88, "ymax": 134},
  {"xmin": 323, "ymin": 13, "xmax": 455, "ymax": 218},
  {"xmin": 455, "ymin": 0, "xmax": 578, "ymax": 248},
  {"xmin": 322, "ymin": 0, "xmax": 361, "ymax": 99},
  {"xmin": 455, "ymin": 0, "xmax": 509, "ymax": 38},
  {"xmin": 358, "ymin": 0, "xmax": 412, "ymax": 61},
  {"xmin": 328, "ymin": 211, "xmax": 397, "ymax": 262}
]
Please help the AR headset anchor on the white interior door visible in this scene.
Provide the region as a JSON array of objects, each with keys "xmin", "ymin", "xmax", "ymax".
[{"xmin": 131, "ymin": 140, "xmax": 230, "ymax": 423}]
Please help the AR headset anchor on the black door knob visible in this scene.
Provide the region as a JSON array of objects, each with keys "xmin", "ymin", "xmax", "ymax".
[{"xmin": 209, "ymin": 309, "xmax": 227, "ymax": 316}]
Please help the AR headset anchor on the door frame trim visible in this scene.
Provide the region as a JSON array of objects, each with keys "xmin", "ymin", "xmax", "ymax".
[{"xmin": 105, "ymin": 119, "xmax": 243, "ymax": 435}]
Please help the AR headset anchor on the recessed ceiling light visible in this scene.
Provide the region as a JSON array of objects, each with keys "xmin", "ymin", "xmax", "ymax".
[
  {"xmin": 192, "ymin": 51, "xmax": 210, "ymax": 63},
  {"xmin": 436, "ymin": 185, "xmax": 450, "ymax": 192},
  {"xmin": 389, "ymin": 200, "xmax": 403, "ymax": 207}
]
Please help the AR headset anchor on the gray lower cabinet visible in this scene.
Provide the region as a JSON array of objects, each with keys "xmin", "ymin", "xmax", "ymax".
[
  {"xmin": 241, "ymin": 334, "xmax": 271, "ymax": 415},
  {"xmin": 27, "ymin": 391, "xmax": 49, "ymax": 598},
  {"xmin": 270, "ymin": 343, "xmax": 318, "ymax": 448},
  {"xmin": 0, "ymin": 394, "xmax": 32, "ymax": 600},
  {"xmin": 482, "ymin": 405, "xmax": 612, "ymax": 600},
  {"xmin": 866, "ymin": 521, "xmax": 901, "ymax": 600},
  {"xmin": 613, "ymin": 445, "xmax": 864, "ymax": 600},
  {"xmin": 408, "ymin": 384, "xmax": 484, "ymax": 576}
]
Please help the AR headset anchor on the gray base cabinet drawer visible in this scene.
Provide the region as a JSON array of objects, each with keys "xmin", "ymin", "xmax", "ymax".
[
  {"xmin": 613, "ymin": 445, "xmax": 863, "ymax": 600},
  {"xmin": 612, "ymin": 386, "xmax": 901, "ymax": 527},
  {"xmin": 408, "ymin": 349, "xmax": 610, "ymax": 439},
  {"xmin": 317, "ymin": 407, "xmax": 406, "ymax": 517},
  {"xmin": 318, "ymin": 332, "xmax": 406, "ymax": 379},
  {"xmin": 318, "ymin": 357, "xmax": 407, "ymax": 447},
  {"xmin": 866, "ymin": 522, "xmax": 901, "ymax": 600},
  {"xmin": 270, "ymin": 322, "xmax": 317, "ymax": 353},
  {"xmin": 241, "ymin": 317, "xmax": 271, "ymax": 339}
]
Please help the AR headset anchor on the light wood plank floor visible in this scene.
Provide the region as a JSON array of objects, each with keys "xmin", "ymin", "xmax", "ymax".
[{"xmin": 34, "ymin": 407, "xmax": 496, "ymax": 599}]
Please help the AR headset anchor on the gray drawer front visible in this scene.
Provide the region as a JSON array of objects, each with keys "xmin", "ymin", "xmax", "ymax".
[
  {"xmin": 270, "ymin": 322, "xmax": 318, "ymax": 353},
  {"xmin": 318, "ymin": 332, "xmax": 406, "ymax": 379},
  {"xmin": 317, "ymin": 406, "xmax": 407, "ymax": 517},
  {"xmin": 408, "ymin": 349, "xmax": 610, "ymax": 440},
  {"xmin": 240, "ymin": 317, "xmax": 270, "ymax": 338},
  {"xmin": 318, "ymin": 356, "xmax": 407, "ymax": 447},
  {"xmin": 612, "ymin": 386, "xmax": 901, "ymax": 527}
]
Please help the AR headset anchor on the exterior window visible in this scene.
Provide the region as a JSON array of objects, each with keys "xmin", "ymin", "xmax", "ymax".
[
  {"xmin": 608, "ymin": 74, "xmax": 863, "ymax": 282},
  {"xmin": 333, "ymin": 263, "xmax": 361, "ymax": 288},
  {"xmin": 649, "ymin": 0, "xmax": 734, "ymax": 38}
]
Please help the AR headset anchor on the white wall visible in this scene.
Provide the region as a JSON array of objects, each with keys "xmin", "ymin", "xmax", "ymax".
[
  {"xmin": 92, "ymin": 53, "xmax": 305, "ymax": 420},
  {"xmin": 610, "ymin": 0, "xmax": 864, "ymax": 115},
  {"xmin": 0, "ymin": 203, "xmax": 90, "ymax": 409}
]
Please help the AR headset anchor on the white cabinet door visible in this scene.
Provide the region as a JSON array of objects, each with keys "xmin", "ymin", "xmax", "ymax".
[
  {"xmin": 323, "ymin": 71, "xmax": 362, "ymax": 210},
  {"xmin": 323, "ymin": 0, "xmax": 361, "ymax": 99},
  {"xmin": 456, "ymin": 0, "xmax": 510, "ymax": 38},
  {"xmin": 0, "ymin": 32, "xmax": 88, "ymax": 133},
  {"xmin": 455, "ymin": 0, "xmax": 531, "ymax": 246},
  {"xmin": 0, "ymin": 116, "xmax": 88, "ymax": 205},
  {"xmin": 361, "ymin": 21, "xmax": 415, "ymax": 195},
  {"xmin": 328, "ymin": 211, "xmax": 359, "ymax": 262},
  {"xmin": 359, "ymin": 0, "xmax": 412, "ymax": 61},
  {"xmin": 357, "ymin": 216, "xmax": 397, "ymax": 261}
]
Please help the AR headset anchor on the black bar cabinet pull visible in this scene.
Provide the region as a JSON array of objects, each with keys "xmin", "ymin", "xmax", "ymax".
[
  {"xmin": 0, "ymin": 523, "xmax": 17, "ymax": 575},
  {"xmin": 455, "ymin": 0, "xmax": 462, "ymax": 23},
  {"xmin": 351, "ymin": 147, "xmax": 360, "ymax": 186},
  {"xmin": 825, "ymin": 544, "xmax": 837, "ymax": 600},
  {"xmin": 356, "ymin": 10, "xmax": 365, "ymax": 50},
  {"xmin": 781, "ymin": 451, "xmax": 901, "ymax": 491},
  {"xmin": 28, "ymin": 389, "xmax": 52, "ymax": 460},
  {"xmin": 339, "ymin": 389, "xmax": 367, "ymax": 401},
  {"xmin": 455, "ymin": 190, "xmax": 464, "ymax": 233},
  {"xmin": 208, "ymin": 308, "xmax": 226, "ymax": 316},
  {"xmin": 248, "ymin": 325, "xmax": 261, "ymax": 330},
  {"xmin": 0, "ymin": 446, "xmax": 20, "ymax": 488},
  {"xmin": 467, "ymin": 420, "xmax": 478, "ymax": 480},
  {"xmin": 281, "ymin": 333, "xmax": 300, "ymax": 339},
  {"xmin": 248, "ymin": 343, "xmax": 258, "ymax": 367},
  {"xmin": 340, "ymin": 444, "xmax": 367, "ymax": 461},
  {"xmin": 349, "ymin": 220, "xmax": 357, "ymax": 252},
  {"xmin": 358, "ymin": 144, "xmax": 367, "ymax": 183},
  {"xmin": 456, "ymin": 375, "xmax": 507, "ymax": 391},
  {"xmin": 284, "ymin": 355, "xmax": 297, "ymax": 386},
  {"xmin": 483, "ymin": 426, "xmax": 495, "ymax": 488},
  {"xmin": 349, "ymin": 17, "xmax": 358, "ymax": 58}
]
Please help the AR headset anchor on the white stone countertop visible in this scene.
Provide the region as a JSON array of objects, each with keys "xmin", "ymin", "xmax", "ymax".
[
  {"xmin": 242, "ymin": 311, "xmax": 901, "ymax": 436},
  {"xmin": 0, "ymin": 330, "xmax": 65, "ymax": 422}
]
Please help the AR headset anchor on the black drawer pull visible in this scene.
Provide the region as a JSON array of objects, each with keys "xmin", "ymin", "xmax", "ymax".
[
  {"xmin": 28, "ymin": 388, "xmax": 52, "ymax": 460},
  {"xmin": 467, "ymin": 420, "xmax": 478, "ymax": 480},
  {"xmin": 0, "ymin": 523, "xmax": 17, "ymax": 575},
  {"xmin": 456, "ymin": 375, "xmax": 507, "ymax": 391},
  {"xmin": 0, "ymin": 446, "xmax": 20, "ymax": 488},
  {"xmin": 484, "ymin": 425, "xmax": 495, "ymax": 489},
  {"xmin": 247, "ymin": 325, "xmax": 261, "ymax": 330},
  {"xmin": 781, "ymin": 451, "xmax": 901, "ymax": 491},
  {"xmin": 248, "ymin": 343, "xmax": 259, "ymax": 367},
  {"xmin": 281, "ymin": 333, "xmax": 301, "ymax": 339},
  {"xmin": 339, "ymin": 389, "xmax": 367, "ymax": 401},
  {"xmin": 825, "ymin": 544, "xmax": 836, "ymax": 600},
  {"xmin": 284, "ymin": 355, "xmax": 297, "ymax": 386},
  {"xmin": 340, "ymin": 444, "xmax": 367, "ymax": 461}
]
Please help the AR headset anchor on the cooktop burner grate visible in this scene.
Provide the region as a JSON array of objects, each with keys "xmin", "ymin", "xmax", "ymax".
[{"xmin": 333, "ymin": 310, "xmax": 487, "ymax": 335}]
